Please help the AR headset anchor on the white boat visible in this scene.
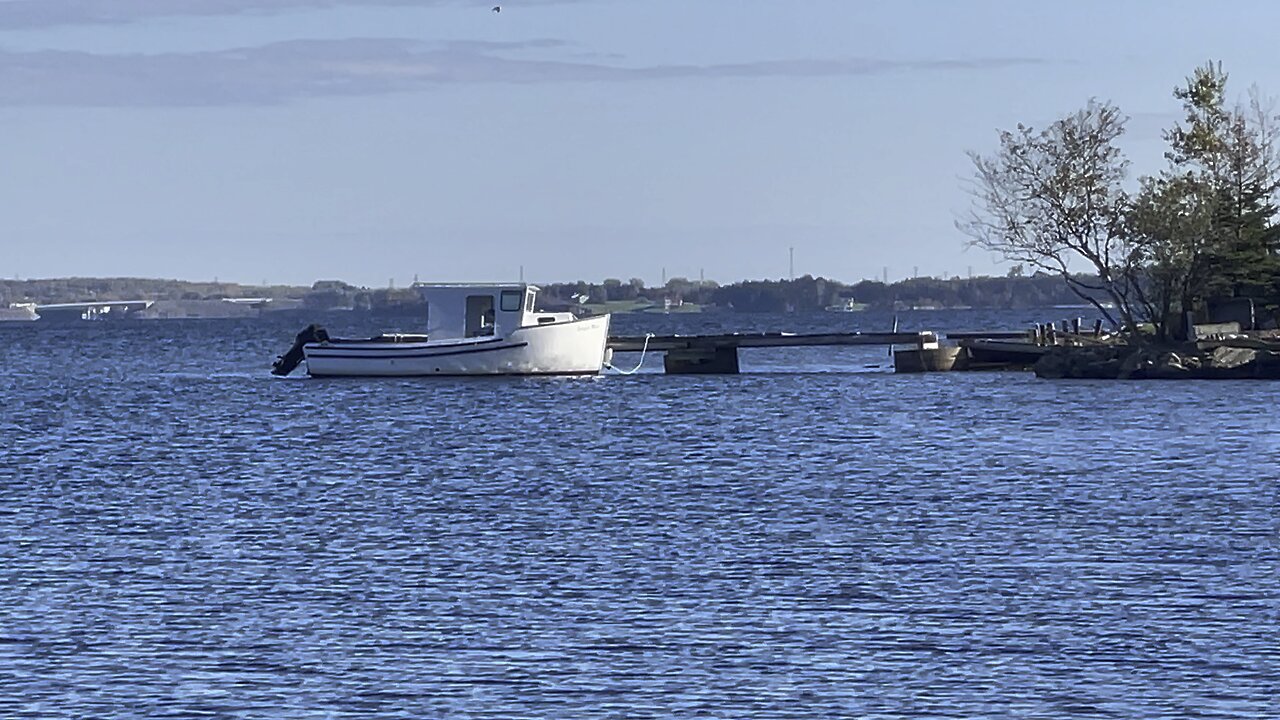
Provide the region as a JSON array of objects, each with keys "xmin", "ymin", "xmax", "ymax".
[
  {"xmin": 824, "ymin": 298, "xmax": 865, "ymax": 312},
  {"xmin": 272, "ymin": 283, "xmax": 611, "ymax": 377}
]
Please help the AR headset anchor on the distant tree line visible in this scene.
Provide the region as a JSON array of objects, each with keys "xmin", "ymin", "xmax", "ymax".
[
  {"xmin": 0, "ymin": 277, "xmax": 307, "ymax": 306},
  {"xmin": 300, "ymin": 280, "xmax": 423, "ymax": 313},
  {"xmin": 3, "ymin": 273, "xmax": 1106, "ymax": 313},
  {"xmin": 537, "ymin": 271, "xmax": 1106, "ymax": 312},
  {"xmin": 0, "ymin": 277, "xmax": 423, "ymax": 313}
]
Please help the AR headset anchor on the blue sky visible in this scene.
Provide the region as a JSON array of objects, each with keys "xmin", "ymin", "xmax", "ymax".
[{"xmin": 3, "ymin": 0, "xmax": 1280, "ymax": 287}]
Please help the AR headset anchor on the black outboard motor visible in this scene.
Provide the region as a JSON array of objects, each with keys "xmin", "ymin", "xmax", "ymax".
[{"xmin": 272, "ymin": 324, "xmax": 329, "ymax": 376}]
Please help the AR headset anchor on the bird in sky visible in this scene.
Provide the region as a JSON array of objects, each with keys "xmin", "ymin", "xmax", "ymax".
[{"xmin": 492, "ymin": 5, "xmax": 501, "ymax": 11}]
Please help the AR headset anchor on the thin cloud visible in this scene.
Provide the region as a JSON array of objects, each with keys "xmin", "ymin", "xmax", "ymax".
[
  {"xmin": 0, "ymin": 38, "xmax": 1051, "ymax": 107},
  {"xmin": 0, "ymin": 0, "xmax": 574, "ymax": 30}
]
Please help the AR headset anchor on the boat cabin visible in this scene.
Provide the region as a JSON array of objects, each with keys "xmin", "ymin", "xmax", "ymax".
[{"xmin": 415, "ymin": 283, "xmax": 569, "ymax": 341}]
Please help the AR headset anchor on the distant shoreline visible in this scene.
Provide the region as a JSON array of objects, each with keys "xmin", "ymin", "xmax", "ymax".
[{"xmin": 2, "ymin": 272, "xmax": 1114, "ymax": 317}]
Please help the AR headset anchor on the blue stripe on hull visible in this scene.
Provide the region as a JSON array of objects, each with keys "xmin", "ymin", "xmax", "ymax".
[
  {"xmin": 307, "ymin": 369, "xmax": 601, "ymax": 378},
  {"xmin": 305, "ymin": 341, "xmax": 529, "ymax": 361}
]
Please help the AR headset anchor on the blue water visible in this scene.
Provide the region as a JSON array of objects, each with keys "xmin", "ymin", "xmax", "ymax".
[{"xmin": 2, "ymin": 311, "xmax": 1278, "ymax": 718}]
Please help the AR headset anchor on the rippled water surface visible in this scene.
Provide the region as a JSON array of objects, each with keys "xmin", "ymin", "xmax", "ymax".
[{"xmin": 2, "ymin": 312, "xmax": 1278, "ymax": 718}]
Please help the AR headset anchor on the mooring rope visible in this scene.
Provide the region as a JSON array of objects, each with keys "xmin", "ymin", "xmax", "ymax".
[{"xmin": 606, "ymin": 333, "xmax": 655, "ymax": 375}]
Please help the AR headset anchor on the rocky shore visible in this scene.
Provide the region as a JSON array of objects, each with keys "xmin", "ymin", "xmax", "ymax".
[{"xmin": 1034, "ymin": 343, "xmax": 1280, "ymax": 380}]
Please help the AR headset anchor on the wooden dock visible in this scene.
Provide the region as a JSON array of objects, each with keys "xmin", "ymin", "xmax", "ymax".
[
  {"xmin": 605, "ymin": 328, "xmax": 1071, "ymax": 375},
  {"xmin": 607, "ymin": 331, "xmax": 938, "ymax": 352},
  {"xmin": 607, "ymin": 331, "xmax": 941, "ymax": 374}
]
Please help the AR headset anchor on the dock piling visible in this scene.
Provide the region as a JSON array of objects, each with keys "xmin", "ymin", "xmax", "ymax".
[{"xmin": 663, "ymin": 347, "xmax": 740, "ymax": 375}]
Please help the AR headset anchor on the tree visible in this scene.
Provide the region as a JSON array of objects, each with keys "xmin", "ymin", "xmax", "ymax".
[
  {"xmin": 1127, "ymin": 173, "xmax": 1216, "ymax": 339},
  {"xmin": 601, "ymin": 278, "xmax": 635, "ymax": 301},
  {"xmin": 958, "ymin": 100, "xmax": 1140, "ymax": 330},
  {"xmin": 1129, "ymin": 62, "xmax": 1280, "ymax": 337}
]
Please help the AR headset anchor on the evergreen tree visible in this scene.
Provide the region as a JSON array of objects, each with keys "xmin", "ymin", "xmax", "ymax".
[{"xmin": 1130, "ymin": 62, "xmax": 1280, "ymax": 335}]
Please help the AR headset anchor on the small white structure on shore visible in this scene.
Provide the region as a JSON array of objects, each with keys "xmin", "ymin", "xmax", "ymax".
[{"xmin": 0, "ymin": 303, "xmax": 39, "ymax": 322}]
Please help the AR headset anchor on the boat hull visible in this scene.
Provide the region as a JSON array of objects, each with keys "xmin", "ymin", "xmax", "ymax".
[
  {"xmin": 961, "ymin": 339, "xmax": 1052, "ymax": 368},
  {"xmin": 302, "ymin": 315, "xmax": 611, "ymax": 377}
]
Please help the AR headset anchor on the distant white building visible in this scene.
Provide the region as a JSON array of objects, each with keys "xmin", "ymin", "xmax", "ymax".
[{"xmin": 0, "ymin": 303, "xmax": 39, "ymax": 322}]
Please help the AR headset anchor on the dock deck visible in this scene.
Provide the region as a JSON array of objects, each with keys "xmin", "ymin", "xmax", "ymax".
[
  {"xmin": 607, "ymin": 331, "xmax": 938, "ymax": 353},
  {"xmin": 605, "ymin": 328, "xmax": 1048, "ymax": 374},
  {"xmin": 607, "ymin": 330, "xmax": 947, "ymax": 374}
]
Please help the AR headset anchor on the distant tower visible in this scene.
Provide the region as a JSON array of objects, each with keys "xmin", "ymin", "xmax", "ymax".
[
  {"xmin": 662, "ymin": 267, "xmax": 667, "ymax": 285},
  {"xmin": 389, "ymin": 278, "xmax": 395, "ymax": 289},
  {"xmin": 519, "ymin": 265, "xmax": 524, "ymax": 283},
  {"xmin": 699, "ymin": 267, "xmax": 705, "ymax": 285},
  {"xmin": 882, "ymin": 266, "xmax": 888, "ymax": 284},
  {"xmin": 913, "ymin": 266, "xmax": 919, "ymax": 279}
]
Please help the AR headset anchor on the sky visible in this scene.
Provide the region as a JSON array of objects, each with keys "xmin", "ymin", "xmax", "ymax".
[{"xmin": 4, "ymin": 0, "xmax": 1280, "ymax": 287}]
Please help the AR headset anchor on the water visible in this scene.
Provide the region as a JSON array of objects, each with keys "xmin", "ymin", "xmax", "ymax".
[{"xmin": 2, "ymin": 311, "xmax": 1278, "ymax": 718}]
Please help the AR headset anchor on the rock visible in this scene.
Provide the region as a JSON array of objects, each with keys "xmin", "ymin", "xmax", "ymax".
[
  {"xmin": 1255, "ymin": 350, "xmax": 1280, "ymax": 378},
  {"xmin": 1209, "ymin": 346, "xmax": 1257, "ymax": 370},
  {"xmin": 1116, "ymin": 349, "xmax": 1149, "ymax": 379},
  {"xmin": 1149, "ymin": 351, "xmax": 1192, "ymax": 379},
  {"xmin": 1033, "ymin": 347, "xmax": 1072, "ymax": 379},
  {"xmin": 1083, "ymin": 356, "xmax": 1125, "ymax": 379},
  {"xmin": 1034, "ymin": 345, "xmax": 1129, "ymax": 379},
  {"xmin": 1035, "ymin": 342, "xmax": 1280, "ymax": 380},
  {"xmin": 1199, "ymin": 346, "xmax": 1280, "ymax": 379}
]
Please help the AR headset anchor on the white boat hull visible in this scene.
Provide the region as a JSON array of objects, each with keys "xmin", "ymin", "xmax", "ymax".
[{"xmin": 302, "ymin": 315, "xmax": 611, "ymax": 377}]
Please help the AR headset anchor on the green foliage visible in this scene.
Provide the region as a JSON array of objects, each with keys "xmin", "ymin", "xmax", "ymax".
[
  {"xmin": 0, "ymin": 277, "xmax": 308, "ymax": 306},
  {"xmin": 958, "ymin": 100, "xmax": 1140, "ymax": 329},
  {"xmin": 962, "ymin": 61, "xmax": 1280, "ymax": 339},
  {"xmin": 538, "ymin": 273, "xmax": 1108, "ymax": 313},
  {"xmin": 0, "ymin": 277, "xmax": 430, "ymax": 315},
  {"xmin": 1129, "ymin": 61, "xmax": 1280, "ymax": 338}
]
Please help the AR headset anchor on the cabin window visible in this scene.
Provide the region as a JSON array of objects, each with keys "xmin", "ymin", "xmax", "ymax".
[
  {"xmin": 500, "ymin": 290, "xmax": 522, "ymax": 313},
  {"xmin": 525, "ymin": 291, "xmax": 535, "ymax": 313},
  {"xmin": 465, "ymin": 295, "xmax": 495, "ymax": 337}
]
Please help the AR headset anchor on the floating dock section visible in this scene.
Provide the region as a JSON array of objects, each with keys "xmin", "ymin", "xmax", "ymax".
[
  {"xmin": 607, "ymin": 331, "xmax": 940, "ymax": 374},
  {"xmin": 607, "ymin": 325, "xmax": 1097, "ymax": 375}
]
